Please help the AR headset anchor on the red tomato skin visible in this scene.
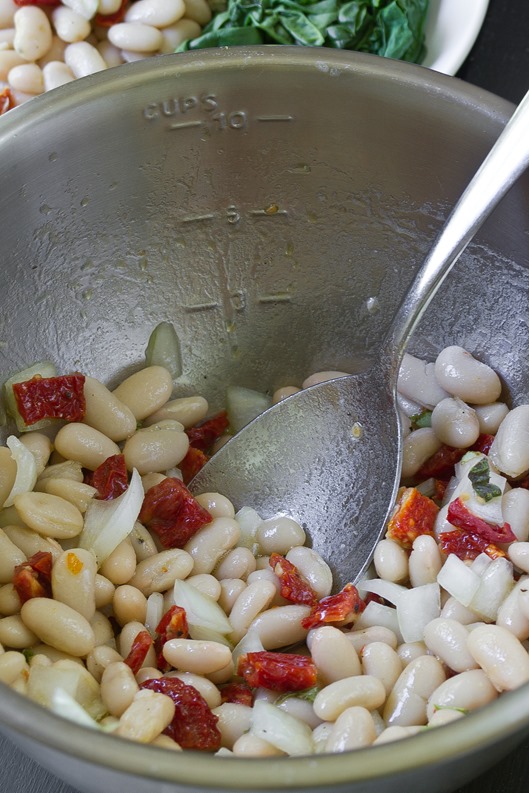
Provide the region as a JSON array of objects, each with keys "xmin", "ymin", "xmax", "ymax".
[
  {"xmin": 301, "ymin": 583, "xmax": 365, "ymax": 630},
  {"xmin": 269, "ymin": 552, "xmax": 317, "ymax": 605},
  {"xmin": 13, "ymin": 551, "xmax": 53, "ymax": 604},
  {"xmin": 185, "ymin": 411, "xmax": 229, "ymax": 452},
  {"xmin": 139, "ymin": 477, "xmax": 212, "ymax": 548},
  {"xmin": 237, "ymin": 651, "xmax": 318, "ymax": 692},
  {"xmin": 123, "ymin": 630, "xmax": 153, "ymax": 675},
  {"xmin": 85, "ymin": 454, "xmax": 129, "ymax": 500},
  {"xmin": 13, "ymin": 374, "xmax": 86, "ymax": 425}
]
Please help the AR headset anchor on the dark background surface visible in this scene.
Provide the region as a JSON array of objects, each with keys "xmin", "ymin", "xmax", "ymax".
[{"xmin": 2, "ymin": 1, "xmax": 529, "ymax": 791}]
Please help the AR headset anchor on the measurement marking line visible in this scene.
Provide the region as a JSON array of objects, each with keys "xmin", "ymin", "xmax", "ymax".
[
  {"xmin": 256, "ymin": 115, "xmax": 294, "ymax": 122},
  {"xmin": 182, "ymin": 301, "xmax": 220, "ymax": 312},
  {"xmin": 258, "ymin": 294, "xmax": 292, "ymax": 303},
  {"xmin": 249, "ymin": 209, "xmax": 289, "ymax": 216},
  {"xmin": 181, "ymin": 214, "xmax": 215, "ymax": 223},
  {"xmin": 169, "ymin": 120, "xmax": 204, "ymax": 130}
]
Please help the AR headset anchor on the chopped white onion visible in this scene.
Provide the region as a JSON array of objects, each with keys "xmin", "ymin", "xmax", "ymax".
[
  {"xmin": 250, "ymin": 699, "xmax": 314, "ymax": 756},
  {"xmin": 173, "ymin": 578, "xmax": 232, "ymax": 635},
  {"xmin": 27, "ymin": 661, "xmax": 105, "ymax": 720},
  {"xmin": 354, "ymin": 600, "xmax": 402, "ymax": 641},
  {"xmin": 62, "ymin": 0, "xmax": 99, "ymax": 20},
  {"xmin": 231, "ymin": 629, "xmax": 264, "ymax": 670},
  {"xmin": 226, "ymin": 386, "xmax": 272, "ymax": 433},
  {"xmin": 78, "ymin": 469, "xmax": 144, "ymax": 566},
  {"xmin": 50, "ymin": 687, "xmax": 100, "ymax": 729},
  {"xmin": 188, "ymin": 625, "xmax": 233, "ymax": 647},
  {"xmin": 357, "ymin": 578, "xmax": 407, "ymax": 605},
  {"xmin": 468, "ymin": 557, "xmax": 514, "ymax": 621},
  {"xmin": 4, "ymin": 435, "xmax": 38, "ymax": 507},
  {"xmin": 145, "ymin": 321, "xmax": 182, "ymax": 380},
  {"xmin": 145, "ymin": 592, "xmax": 164, "ymax": 637},
  {"xmin": 397, "ymin": 583, "xmax": 441, "ymax": 642},
  {"xmin": 437, "ymin": 554, "xmax": 481, "ymax": 607},
  {"xmin": 470, "ymin": 553, "xmax": 493, "ymax": 576}
]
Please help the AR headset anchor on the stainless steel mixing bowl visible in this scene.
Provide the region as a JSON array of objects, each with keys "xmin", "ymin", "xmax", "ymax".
[{"xmin": 1, "ymin": 46, "xmax": 529, "ymax": 793}]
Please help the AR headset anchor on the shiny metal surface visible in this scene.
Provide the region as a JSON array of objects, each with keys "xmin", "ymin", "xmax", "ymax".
[
  {"xmin": 192, "ymin": 87, "xmax": 529, "ymax": 587},
  {"xmin": 1, "ymin": 46, "xmax": 529, "ymax": 793}
]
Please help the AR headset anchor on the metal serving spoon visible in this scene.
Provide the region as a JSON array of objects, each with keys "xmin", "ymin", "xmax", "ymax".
[{"xmin": 190, "ymin": 90, "xmax": 529, "ymax": 589}]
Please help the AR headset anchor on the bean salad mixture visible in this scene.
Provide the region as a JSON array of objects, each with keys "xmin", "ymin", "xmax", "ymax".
[{"xmin": 1, "ymin": 332, "xmax": 529, "ymax": 757}]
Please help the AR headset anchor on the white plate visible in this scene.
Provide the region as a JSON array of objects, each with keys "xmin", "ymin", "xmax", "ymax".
[{"xmin": 422, "ymin": 0, "xmax": 490, "ymax": 75}]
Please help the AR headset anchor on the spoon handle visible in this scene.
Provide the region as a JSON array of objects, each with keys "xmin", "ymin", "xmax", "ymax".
[{"xmin": 386, "ymin": 88, "xmax": 529, "ymax": 372}]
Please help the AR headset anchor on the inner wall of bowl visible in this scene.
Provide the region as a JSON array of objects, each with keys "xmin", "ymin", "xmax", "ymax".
[{"xmin": 2, "ymin": 49, "xmax": 528, "ymax": 424}]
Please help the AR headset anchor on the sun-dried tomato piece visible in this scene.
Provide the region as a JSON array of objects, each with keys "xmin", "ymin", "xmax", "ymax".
[
  {"xmin": 434, "ymin": 479, "xmax": 450, "ymax": 502},
  {"xmin": 439, "ymin": 528, "xmax": 506, "ymax": 561},
  {"xmin": 85, "ymin": 454, "xmax": 129, "ymax": 500},
  {"xmin": 219, "ymin": 681, "xmax": 254, "ymax": 707},
  {"xmin": 94, "ymin": 0, "xmax": 128, "ymax": 26},
  {"xmin": 269, "ymin": 552, "xmax": 317, "ymax": 606},
  {"xmin": 141, "ymin": 677, "xmax": 221, "ymax": 752},
  {"xmin": 14, "ymin": 0, "xmax": 60, "ymax": 5},
  {"xmin": 447, "ymin": 497, "xmax": 516, "ymax": 544},
  {"xmin": 471, "ymin": 434, "xmax": 495, "ymax": 455},
  {"xmin": 154, "ymin": 605, "xmax": 189, "ymax": 670},
  {"xmin": 237, "ymin": 651, "xmax": 317, "ymax": 692},
  {"xmin": 0, "ymin": 87, "xmax": 16, "ymax": 116},
  {"xmin": 13, "ymin": 551, "xmax": 53, "ymax": 604},
  {"xmin": 124, "ymin": 630, "xmax": 153, "ymax": 675},
  {"xmin": 13, "ymin": 373, "xmax": 86, "ymax": 426},
  {"xmin": 139, "ymin": 477, "xmax": 212, "ymax": 548},
  {"xmin": 386, "ymin": 487, "xmax": 439, "ymax": 549},
  {"xmin": 179, "ymin": 447, "xmax": 209, "ymax": 485},
  {"xmin": 185, "ymin": 411, "xmax": 230, "ymax": 453},
  {"xmin": 416, "ymin": 444, "xmax": 466, "ymax": 480},
  {"xmin": 301, "ymin": 583, "xmax": 365, "ymax": 631}
]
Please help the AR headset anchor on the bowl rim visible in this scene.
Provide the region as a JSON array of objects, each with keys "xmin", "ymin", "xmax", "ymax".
[{"xmin": 0, "ymin": 45, "xmax": 527, "ymax": 790}]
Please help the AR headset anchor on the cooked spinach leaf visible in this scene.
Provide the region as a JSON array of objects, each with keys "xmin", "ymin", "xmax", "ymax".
[{"xmin": 178, "ymin": 0, "xmax": 429, "ymax": 63}]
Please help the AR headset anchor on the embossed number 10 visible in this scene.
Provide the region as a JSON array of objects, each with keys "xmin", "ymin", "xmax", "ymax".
[{"xmin": 211, "ymin": 111, "xmax": 248, "ymax": 130}]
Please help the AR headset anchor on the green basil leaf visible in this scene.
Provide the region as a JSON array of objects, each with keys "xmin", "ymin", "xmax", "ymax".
[
  {"xmin": 468, "ymin": 458, "xmax": 503, "ymax": 503},
  {"xmin": 410, "ymin": 409, "xmax": 432, "ymax": 430},
  {"xmin": 275, "ymin": 685, "xmax": 321, "ymax": 704}
]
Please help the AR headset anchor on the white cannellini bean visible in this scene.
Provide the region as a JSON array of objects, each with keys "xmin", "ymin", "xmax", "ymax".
[
  {"xmin": 0, "ymin": 614, "xmax": 38, "ymax": 649},
  {"xmin": 228, "ymin": 580, "xmax": 278, "ymax": 644},
  {"xmin": 123, "ymin": 425, "xmax": 189, "ymax": 474},
  {"xmin": 194, "ymin": 492, "xmax": 235, "ymax": 519},
  {"xmin": 86, "ymin": 644, "xmax": 123, "ymax": 682},
  {"xmin": 277, "ymin": 697, "xmax": 321, "ymax": 729},
  {"xmin": 396, "ymin": 641, "xmax": 428, "ymax": 666},
  {"xmin": 64, "ymin": 40, "xmax": 107, "ymax": 77},
  {"xmin": 431, "ymin": 397, "xmax": 480, "ymax": 448},
  {"xmin": 37, "ymin": 34, "xmax": 66, "ymax": 67},
  {"xmin": 302, "ymin": 371, "xmax": 349, "ymax": 388},
  {"xmin": 272, "ymin": 386, "xmax": 301, "ymax": 405},
  {"xmin": 13, "ymin": 492, "xmax": 83, "ymax": 539},
  {"xmin": 426, "ymin": 669, "xmax": 498, "ymax": 721},
  {"xmin": 373, "ymin": 539, "xmax": 409, "ymax": 583},
  {"xmin": 52, "ymin": 6, "xmax": 91, "ymax": 43},
  {"xmin": 213, "ymin": 703, "xmax": 253, "ymax": 750},
  {"xmin": 100, "ymin": 661, "xmax": 140, "ymax": 717},
  {"xmin": 54, "ymin": 423, "xmax": 119, "ymax": 471},
  {"xmin": 496, "ymin": 577, "xmax": 529, "ymax": 640},
  {"xmin": 2, "ymin": 525, "xmax": 62, "ymax": 562},
  {"xmin": 0, "ymin": 0, "xmax": 17, "ymax": 28},
  {"xmin": 21, "ymin": 598, "xmax": 95, "ymax": 657},
  {"xmin": 113, "ymin": 585, "xmax": 148, "ymax": 627},
  {"xmin": 99, "ymin": 539, "xmax": 137, "ymax": 586},
  {"xmin": 309, "ymin": 626, "xmax": 361, "ymax": 682},
  {"xmin": 218, "ymin": 578, "xmax": 247, "ymax": 615},
  {"xmin": 285, "ymin": 546, "xmax": 333, "ymax": 599},
  {"xmin": 107, "ymin": 22, "xmax": 162, "ymax": 53},
  {"xmin": 489, "ymin": 405, "xmax": 529, "ymax": 478},
  {"xmin": 167, "ymin": 671, "xmax": 221, "ymax": 709},
  {"xmin": 248, "ymin": 605, "xmax": 310, "ymax": 650},
  {"xmin": 144, "ymin": 395, "xmax": 208, "ymax": 428},
  {"xmin": 90, "ymin": 610, "xmax": 115, "ymax": 647},
  {"xmin": 18, "ymin": 434, "xmax": 52, "ymax": 476},
  {"xmin": 163, "ymin": 638, "xmax": 231, "ymax": 675},
  {"xmin": 397, "ymin": 353, "xmax": 449, "ymax": 408},
  {"xmin": 428, "ymin": 708, "xmax": 465, "ymax": 727},
  {"xmin": 401, "ymin": 428, "xmax": 442, "ymax": 479},
  {"xmin": 502, "ymin": 489, "xmax": 529, "ymax": 542},
  {"xmin": 125, "ymin": 0, "xmax": 186, "ymax": 27},
  {"xmin": 128, "ymin": 549, "xmax": 194, "ymax": 596},
  {"xmin": 0, "ymin": 584, "xmax": 21, "ymax": 616},
  {"xmin": 184, "ymin": 517, "xmax": 240, "ymax": 575},
  {"xmin": 313, "ymin": 675, "xmax": 386, "ymax": 721},
  {"xmin": 0, "ymin": 49, "xmax": 26, "ymax": 81},
  {"xmin": 0, "ymin": 650, "xmax": 29, "ymax": 685},
  {"xmin": 214, "ymin": 547, "xmax": 256, "ymax": 581},
  {"xmin": 97, "ymin": 0, "xmax": 122, "ymax": 15},
  {"xmin": 434, "ymin": 346, "xmax": 502, "ymax": 404},
  {"xmin": 256, "ymin": 516, "xmax": 305, "ymax": 555},
  {"xmin": 183, "ymin": 0, "xmax": 212, "ymax": 25},
  {"xmin": 440, "ymin": 596, "xmax": 480, "ymax": 625},
  {"xmin": 96, "ymin": 40, "xmax": 124, "ymax": 68},
  {"xmin": 383, "ymin": 655, "xmax": 446, "ymax": 726},
  {"xmin": 186, "ymin": 574, "xmax": 222, "ymax": 601},
  {"xmin": 467, "ymin": 624, "xmax": 529, "ymax": 690},
  {"xmin": 0, "ymin": 529, "xmax": 26, "ymax": 585},
  {"xmin": 423, "ymin": 618, "xmax": 478, "ymax": 672},
  {"xmin": 373, "ymin": 725, "xmax": 424, "ymax": 744},
  {"xmin": 82, "ymin": 376, "xmax": 137, "ymax": 442},
  {"xmin": 113, "ymin": 367, "xmax": 173, "ymax": 421},
  {"xmin": 345, "ymin": 626, "xmax": 398, "ymax": 653},
  {"xmin": 474, "ymin": 402, "xmax": 509, "ymax": 434},
  {"xmin": 232, "ymin": 733, "xmax": 284, "ymax": 757},
  {"xmin": 324, "ymin": 706, "xmax": 377, "ymax": 752},
  {"xmin": 38, "ymin": 478, "xmax": 96, "ymax": 514},
  {"xmin": 509, "ymin": 542, "xmax": 529, "ymax": 574},
  {"xmin": 14, "ymin": 6, "xmax": 52, "ymax": 61},
  {"xmin": 360, "ymin": 642, "xmax": 403, "ymax": 695},
  {"xmin": 408, "ymin": 535, "xmax": 442, "ymax": 587},
  {"xmin": 51, "ymin": 548, "xmax": 97, "ymax": 621},
  {"xmin": 116, "ymin": 689, "xmax": 175, "ymax": 743}
]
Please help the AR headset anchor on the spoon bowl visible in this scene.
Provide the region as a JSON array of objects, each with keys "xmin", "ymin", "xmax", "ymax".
[{"xmin": 191, "ymin": 87, "xmax": 529, "ymax": 580}]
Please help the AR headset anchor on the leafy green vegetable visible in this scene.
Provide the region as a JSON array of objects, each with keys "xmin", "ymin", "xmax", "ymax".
[
  {"xmin": 468, "ymin": 458, "xmax": 502, "ymax": 503},
  {"xmin": 275, "ymin": 685, "xmax": 321, "ymax": 704},
  {"xmin": 410, "ymin": 408, "xmax": 432, "ymax": 430},
  {"xmin": 178, "ymin": 0, "xmax": 429, "ymax": 63}
]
